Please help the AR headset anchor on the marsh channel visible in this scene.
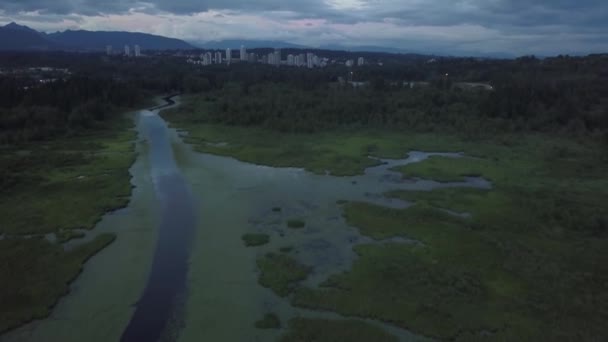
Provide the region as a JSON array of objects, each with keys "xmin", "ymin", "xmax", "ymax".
[{"xmin": 2, "ymin": 96, "xmax": 492, "ymax": 342}]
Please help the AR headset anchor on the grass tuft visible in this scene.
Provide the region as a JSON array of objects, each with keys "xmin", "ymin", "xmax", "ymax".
[{"xmin": 242, "ymin": 233, "xmax": 270, "ymax": 247}]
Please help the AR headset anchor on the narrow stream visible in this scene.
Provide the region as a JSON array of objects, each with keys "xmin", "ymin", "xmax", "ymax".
[{"xmin": 120, "ymin": 98, "xmax": 197, "ymax": 341}]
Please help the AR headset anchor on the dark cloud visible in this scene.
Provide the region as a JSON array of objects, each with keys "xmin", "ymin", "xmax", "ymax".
[{"xmin": 0, "ymin": 0, "xmax": 606, "ymax": 55}]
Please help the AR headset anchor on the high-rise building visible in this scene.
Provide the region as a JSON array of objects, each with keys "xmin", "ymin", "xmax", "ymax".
[
  {"xmin": 346, "ymin": 59, "xmax": 355, "ymax": 67},
  {"xmin": 134, "ymin": 45, "xmax": 141, "ymax": 57},
  {"xmin": 226, "ymin": 48, "xmax": 232, "ymax": 64},
  {"xmin": 215, "ymin": 51, "xmax": 223, "ymax": 64},
  {"xmin": 287, "ymin": 54, "xmax": 295, "ymax": 66},
  {"xmin": 357, "ymin": 57, "xmax": 365, "ymax": 66},
  {"xmin": 240, "ymin": 45, "xmax": 247, "ymax": 61},
  {"xmin": 248, "ymin": 52, "xmax": 257, "ymax": 63},
  {"xmin": 106, "ymin": 45, "xmax": 112, "ymax": 56},
  {"xmin": 273, "ymin": 49, "xmax": 281, "ymax": 66},
  {"xmin": 307, "ymin": 53, "xmax": 314, "ymax": 68},
  {"xmin": 124, "ymin": 45, "xmax": 130, "ymax": 57}
]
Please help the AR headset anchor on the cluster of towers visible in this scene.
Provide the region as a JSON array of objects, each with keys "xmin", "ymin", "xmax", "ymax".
[{"xmin": 105, "ymin": 45, "xmax": 141, "ymax": 57}]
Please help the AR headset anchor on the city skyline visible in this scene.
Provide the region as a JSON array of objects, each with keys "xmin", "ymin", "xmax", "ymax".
[{"xmin": 0, "ymin": 1, "xmax": 606, "ymax": 56}]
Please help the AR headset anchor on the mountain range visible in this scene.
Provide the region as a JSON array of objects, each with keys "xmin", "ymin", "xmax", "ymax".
[
  {"xmin": 0, "ymin": 22, "xmax": 513, "ymax": 57},
  {"xmin": 0, "ymin": 22, "xmax": 195, "ymax": 51}
]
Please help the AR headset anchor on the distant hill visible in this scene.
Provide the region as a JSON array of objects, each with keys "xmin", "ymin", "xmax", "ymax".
[
  {"xmin": 0, "ymin": 22, "xmax": 59, "ymax": 50},
  {"xmin": 48, "ymin": 30, "xmax": 195, "ymax": 51},
  {"xmin": 194, "ymin": 39, "xmax": 309, "ymax": 50},
  {"xmin": 0, "ymin": 22, "xmax": 195, "ymax": 51}
]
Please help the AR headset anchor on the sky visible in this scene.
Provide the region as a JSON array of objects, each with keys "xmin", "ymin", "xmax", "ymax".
[{"xmin": 0, "ymin": 0, "xmax": 607, "ymax": 56}]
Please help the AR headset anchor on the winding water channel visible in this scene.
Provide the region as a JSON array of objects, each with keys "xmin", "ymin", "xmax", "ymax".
[{"xmin": 2, "ymin": 97, "xmax": 491, "ymax": 342}]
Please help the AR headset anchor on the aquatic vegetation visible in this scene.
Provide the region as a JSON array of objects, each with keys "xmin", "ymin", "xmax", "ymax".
[
  {"xmin": 294, "ymin": 150, "xmax": 608, "ymax": 340},
  {"xmin": 286, "ymin": 219, "xmax": 306, "ymax": 229},
  {"xmin": 241, "ymin": 233, "xmax": 270, "ymax": 247},
  {"xmin": 254, "ymin": 313, "xmax": 281, "ymax": 329},
  {"xmin": 280, "ymin": 318, "xmax": 398, "ymax": 342},
  {"xmin": 393, "ymin": 156, "xmax": 488, "ymax": 182},
  {"xmin": 0, "ymin": 116, "xmax": 136, "ymax": 235},
  {"xmin": 0, "ymin": 233, "xmax": 116, "ymax": 333},
  {"xmin": 256, "ymin": 253, "xmax": 311, "ymax": 297},
  {"xmin": 279, "ymin": 246, "xmax": 294, "ymax": 253},
  {"xmin": 0, "ymin": 114, "xmax": 136, "ymax": 333}
]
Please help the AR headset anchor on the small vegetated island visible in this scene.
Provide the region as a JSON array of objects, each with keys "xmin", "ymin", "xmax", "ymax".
[
  {"xmin": 1, "ymin": 51, "xmax": 607, "ymax": 341},
  {"xmin": 160, "ymin": 55, "xmax": 608, "ymax": 341}
]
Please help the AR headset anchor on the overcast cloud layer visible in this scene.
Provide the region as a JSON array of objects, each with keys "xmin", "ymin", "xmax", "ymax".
[{"xmin": 1, "ymin": 0, "xmax": 607, "ymax": 56}]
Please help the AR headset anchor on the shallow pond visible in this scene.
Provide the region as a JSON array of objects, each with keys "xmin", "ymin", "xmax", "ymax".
[{"xmin": 2, "ymin": 98, "xmax": 490, "ymax": 342}]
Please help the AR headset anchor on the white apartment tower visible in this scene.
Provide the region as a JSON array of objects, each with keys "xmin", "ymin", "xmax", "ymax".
[
  {"xmin": 226, "ymin": 48, "xmax": 232, "ymax": 64},
  {"xmin": 357, "ymin": 57, "xmax": 365, "ymax": 66},
  {"xmin": 134, "ymin": 45, "xmax": 141, "ymax": 57},
  {"xmin": 215, "ymin": 51, "xmax": 223, "ymax": 64},
  {"xmin": 124, "ymin": 45, "xmax": 130, "ymax": 56},
  {"xmin": 240, "ymin": 45, "xmax": 247, "ymax": 61},
  {"xmin": 306, "ymin": 53, "xmax": 314, "ymax": 68},
  {"xmin": 273, "ymin": 49, "xmax": 281, "ymax": 66}
]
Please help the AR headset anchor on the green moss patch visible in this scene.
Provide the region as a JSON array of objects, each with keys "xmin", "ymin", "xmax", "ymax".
[
  {"xmin": 286, "ymin": 219, "xmax": 306, "ymax": 229},
  {"xmin": 280, "ymin": 318, "xmax": 398, "ymax": 342},
  {"xmin": 257, "ymin": 253, "xmax": 311, "ymax": 297},
  {"xmin": 242, "ymin": 233, "xmax": 270, "ymax": 247}
]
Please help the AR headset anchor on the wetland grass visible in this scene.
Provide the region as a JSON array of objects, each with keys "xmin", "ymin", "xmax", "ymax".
[
  {"xmin": 242, "ymin": 233, "xmax": 270, "ymax": 247},
  {"xmin": 293, "ymin": 149, "xmax": 608, "ymax": 340},
  {"xmin": 0, "ymin": 115, "xmax": 135, "ymax": 333},
  {"xmin": 256, "ymin": 253, "xmax": 311, "ymax": 297},
  {"xmin": 286, "ymin": 219, "xmax": 306, "ymax": 229},
  {"xmin": 280, "ymin": 318, "xmax": 398, "ymax": 342}
]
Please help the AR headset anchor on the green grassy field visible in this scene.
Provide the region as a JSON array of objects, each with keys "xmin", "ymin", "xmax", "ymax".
[{"xmin": 0, "ymin": 114, "xmax": 137, "ymax": 333}]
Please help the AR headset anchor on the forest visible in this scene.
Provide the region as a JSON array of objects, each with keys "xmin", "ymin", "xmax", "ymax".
[
  {"xmin": 175, "ymin": 54, "xmax": 608, "ymax": 142},
  {"xmin": 2, "ymin": 52, "xmax": 607, "ymax": 146}
]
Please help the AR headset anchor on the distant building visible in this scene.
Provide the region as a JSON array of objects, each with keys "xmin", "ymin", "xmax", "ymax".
[
  {"xmin": 134, "ymin": 45, "xmax": 141, "ymax": 57},
  {"xmin": 124, "ymin": 45, "xmax": 130, "ymax": 57},
  {"xmin": 248, "ymin": 52, "xmax": 257, "ymax": 63},
  {"xmin": 215, "ymin": 51, "xmax": 223, "ymax": 64},
  {"xmin": 298, "ymin": 54, "xmax": 306, "ymax": 67},
  {"xmin": 240, "ymin": 45, "xmax": 247, "ymax": 61},
  {"xmin": 307, "ymin": 53, "xmax": 314, "ymax": 68},
  {"xmin": 226, "ymin": 48, "xmax": 232, "ymax": 64},
  {"xmin": 106, "ymin": 45, "xmax": 112, "ymax": 56},
  {"xmin": 273, "ymin": 49, "xmax": 281, "ymax": 66},
  {"xmin": 287, "ymin": 54, "xmax": 295, "ymax": 66},
  {"xmin": 357, "ymin": 57, "xmax": 365, "ymax": 66},
  {"xmin": 345, "ymin": 59, "xmax": 354, "ymax": 67}
]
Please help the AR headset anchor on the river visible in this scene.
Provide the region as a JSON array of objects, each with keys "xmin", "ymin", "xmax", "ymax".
[{"xmin": 2, "ymin": 97, "xmax": 490, "ymax": 342}]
